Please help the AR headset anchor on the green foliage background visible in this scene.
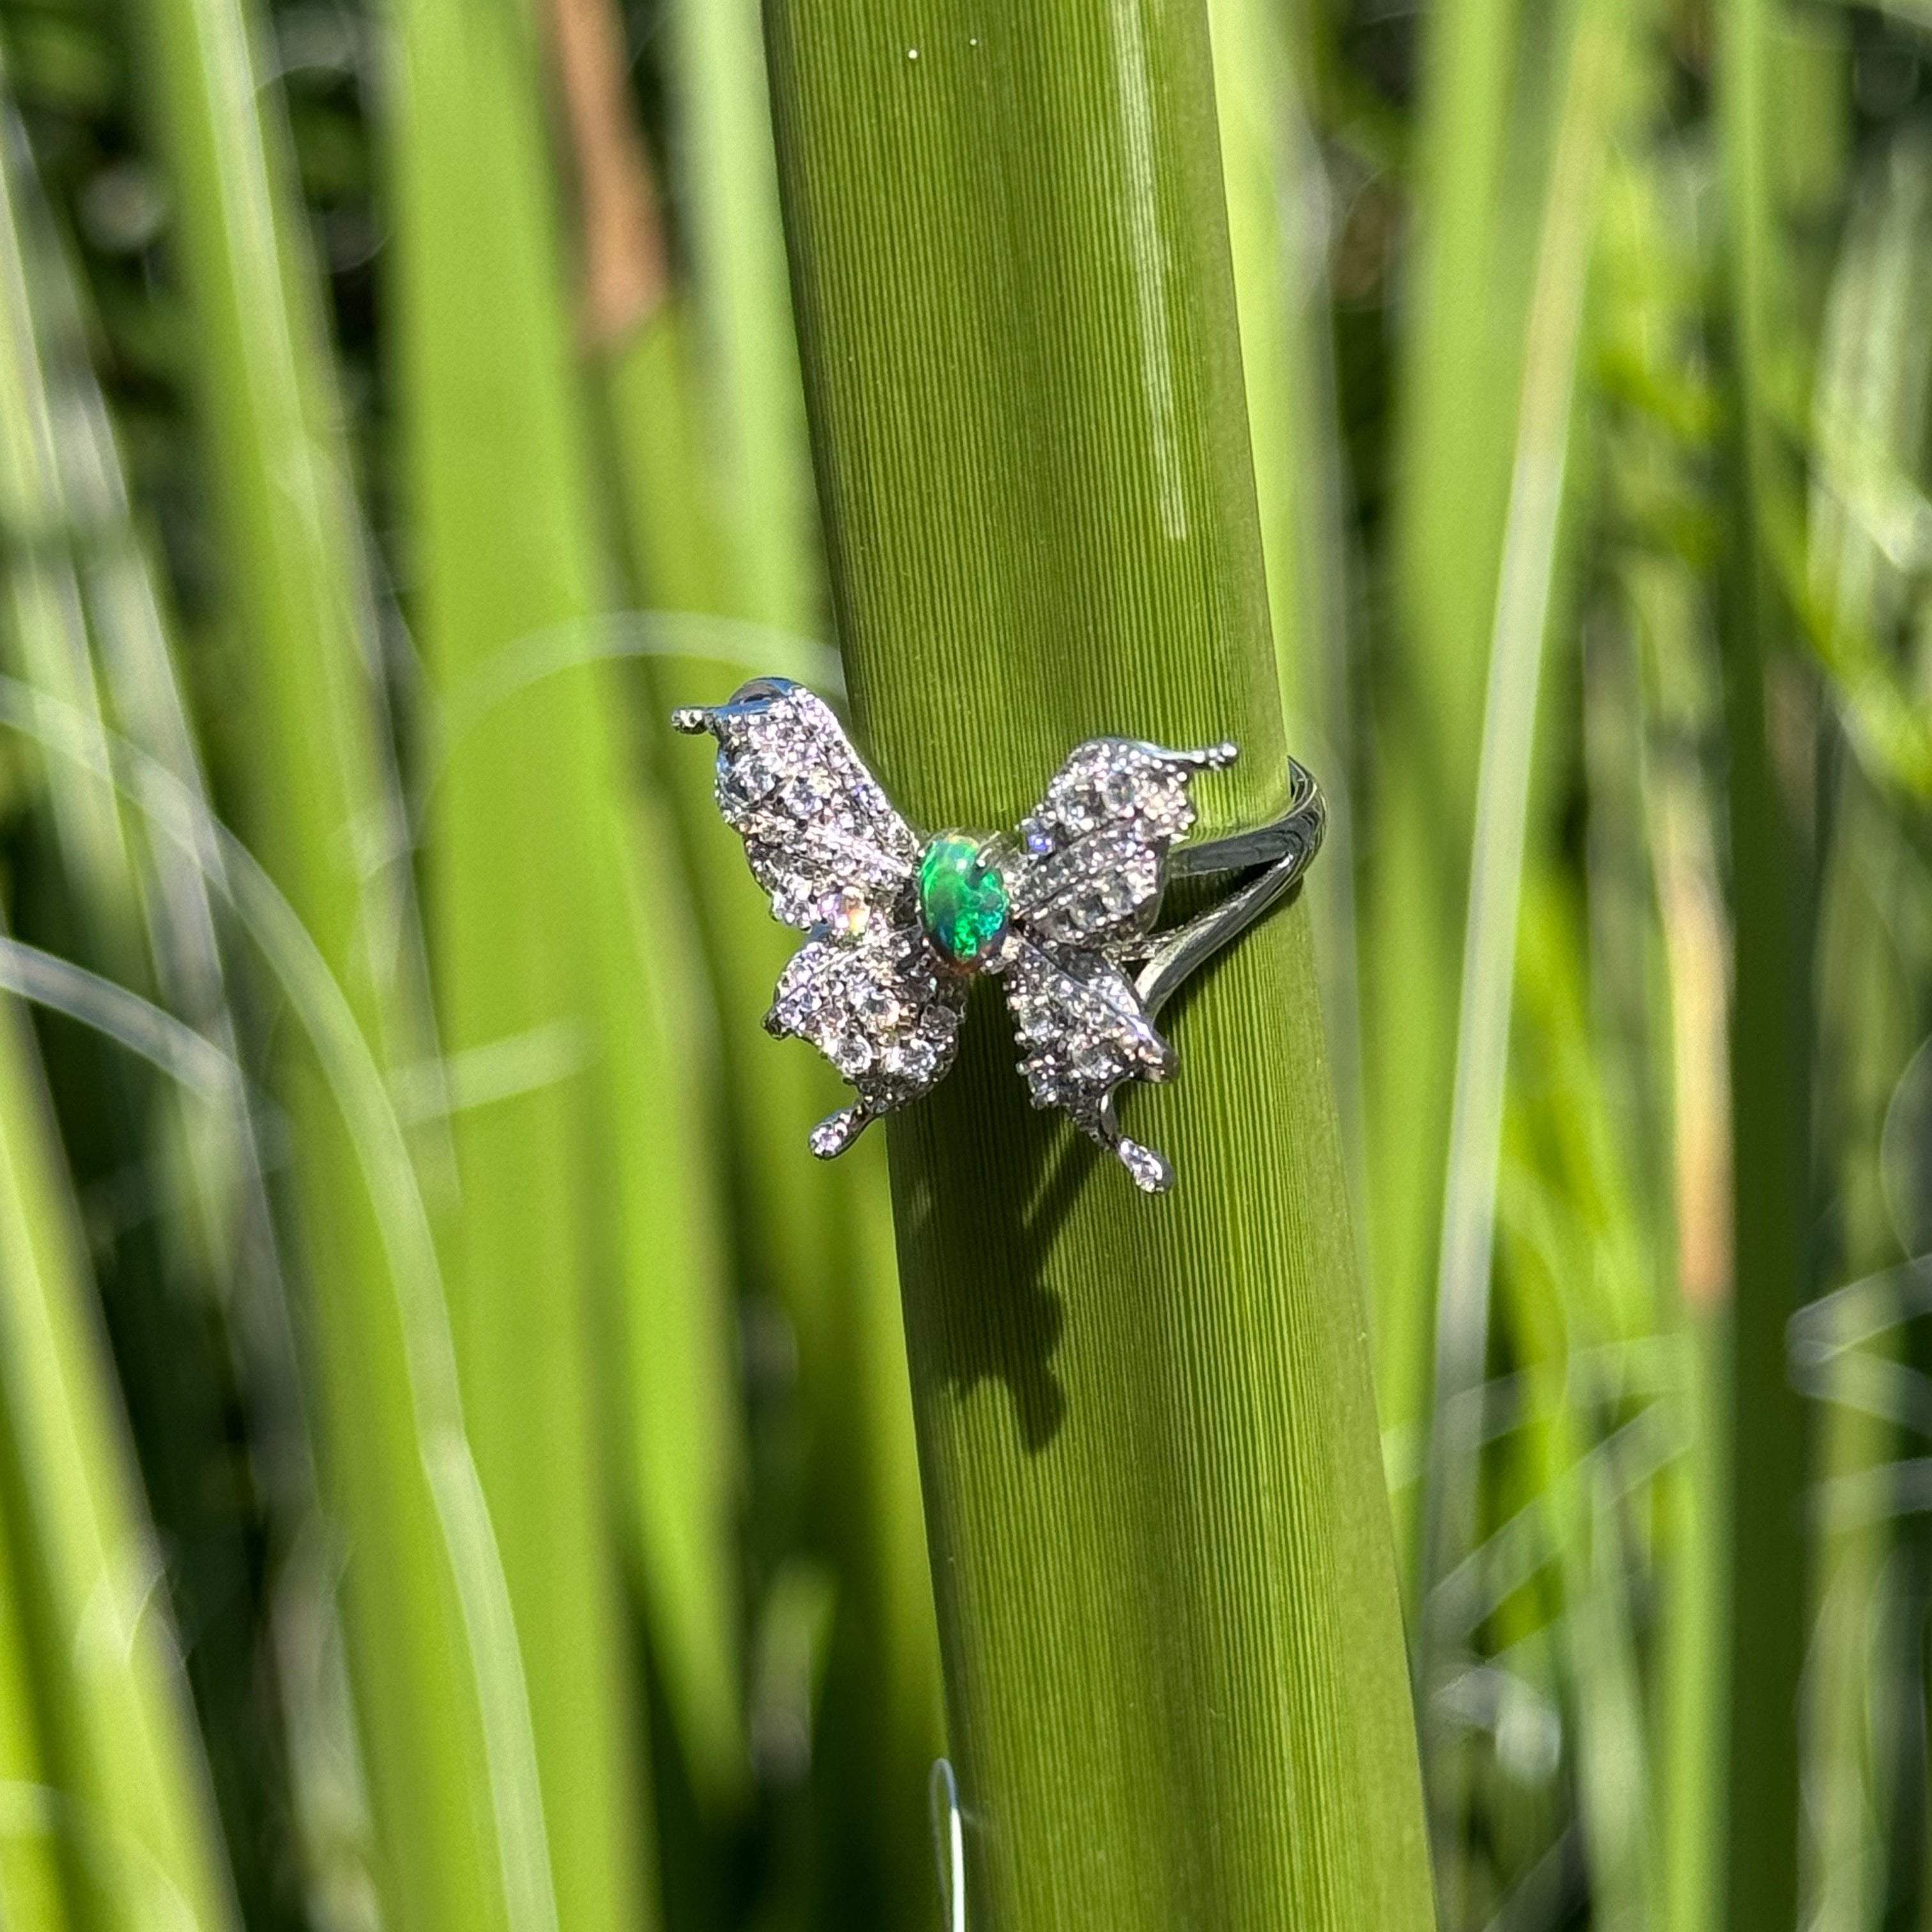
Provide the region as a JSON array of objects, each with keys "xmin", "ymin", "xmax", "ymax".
[{"xmin": 0, "ymin": 0, "xmax": 1921, "ymax": 1924}]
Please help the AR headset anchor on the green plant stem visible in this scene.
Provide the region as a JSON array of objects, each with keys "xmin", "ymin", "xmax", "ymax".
[
  {"xmin": 1207, "ymin": 0, "xmax": 1369, "ymax": 1241},
  {"xmin": 1367, "ymin": 0, "xmax": 1533, "ymax": 1565},
  {"xmin": 133, "ymin": 0, "xmax": 530, "ymax": 1922},
  {"xmin": 0, "ymin": 979, "xmax": 236, "ymax": 1932},
  {"xmin": 391, "ymin": 0, "xmax": 750, "ymax": 1903},
  {"xmin": 1712, "ymin": 0, "xmax": 1820, "ymax": 1916},
  {"xmin": 760, "ymin": 4, "xmax": 1434, "ymax": 1925},
  {"xmin": 1418, "ymin": 0, "xmax": 1619, "ymax": 1697}
]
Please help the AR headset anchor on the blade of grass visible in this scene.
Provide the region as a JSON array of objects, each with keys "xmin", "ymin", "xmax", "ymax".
[
  {"xmin": 0, "ymin": 675, "xmax": 576, "ymax": 1932},
  {"xmin": 0, "ymin": 93, "xmax": 334, "ymax": 1927},
  {"xmin": 1639, "ymin": 697, "xmax": 1730, "ymax": 1932},
  {"xmin": 565, "ymin": 1, "xmax": 947, "ymax": 1899},
  {"xmin": 1416, "ymin": 0, "xmax": 1621, "ymax": 1715},
  {"xmin": 0, "ymin": 111, "xmax": 141, "ymax": 985},
  {"xmin": 539, "ymin": 0, "xmax": 754, "ymax": 1817},
  {"xmin": 1799, "ymin": 122, "xmax": 1932, "ymax": 1932},
  {"xmin": 1367, "ymin": 0, "xmax": 1540, "ymax": 1560},
  {"xmin": 0, "ymin": 969, "xmax": 236, "ymax": 1932},
  {"xmin": 1590, "ymin": 97, "xmax": 1741, "ymax": 1922},
  {"xmin": 1495, "ymin": 875, "xmax": 1666, "ymax": 1931},
  {"xmin": 1207, "ymin": 0, "xmax": 1370, "ymax": 1244},
  {"xmin": 666, "ymin": 0, "xmax": 822, "ymax": 639},
  {"xmin": 760, "ymin": 3, "xmax": 1434, "ymax": 1923},
  {"xmin": 0, "ymin": 1392, "xmax": 72, "ymax": 1932},
  {"xmin": 130, "ymin": 0, "xmax": 545, "ymax": 1920},
  {"xmin": 0, "ymin": 99, "xmax": 392, "ymax": 1922},
  {"xmin": 390, "ymin": 0, "xmax": 743, "ymax": 1890},
  {"xmin": 603, "ymin": 304, "xmax": 944, "ymax": 1932},
  {"xmin": 1710, "ymin": 0, "xmax": 1835, "ymax": 1917}
]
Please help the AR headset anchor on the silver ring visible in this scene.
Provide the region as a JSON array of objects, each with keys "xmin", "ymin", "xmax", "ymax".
[{"xmin": 673, "ymin": 678, "xmax": 1324, "ymax": 1194}]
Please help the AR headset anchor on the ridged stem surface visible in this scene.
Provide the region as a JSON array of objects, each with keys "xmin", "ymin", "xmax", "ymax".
[{"xmin": 763, "ymin": 6, "xmax": 1434, "ymax": 1926}]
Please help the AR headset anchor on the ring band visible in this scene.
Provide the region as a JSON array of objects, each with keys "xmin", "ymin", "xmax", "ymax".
[{"xmin": 1134, "ymin": 756, "xmax": 1325, "ymax": 1019}]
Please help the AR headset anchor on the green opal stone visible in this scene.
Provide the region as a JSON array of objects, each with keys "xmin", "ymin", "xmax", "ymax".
[{"xmin": 917, "ymin": 834, "xmax": 1009, "ymax": 969}]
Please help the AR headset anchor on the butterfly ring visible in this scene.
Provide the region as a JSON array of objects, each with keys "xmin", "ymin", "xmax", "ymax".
[{"xmin": 673, "ymin": 678, "xmax": 1324, "ymax": 1193}]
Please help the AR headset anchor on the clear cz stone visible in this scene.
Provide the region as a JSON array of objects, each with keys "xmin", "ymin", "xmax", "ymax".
[
  {"xmin": 831, "ymin": 1033, "xmax": 874, "ymax": 1077},
  {"xmin": 722, "ymin": 752, "xmax": 779, "ymax": 806},
  {"xmin": 816, "ymin": 887, "xmax": 871, "ymax": 938},
  {"xmin": 856, "ymin": 983, "xmax": 899, "ymax": 1027},
  {"xmin": 783, "ymin": 771, "xmax": 832, "ymax": 818}
]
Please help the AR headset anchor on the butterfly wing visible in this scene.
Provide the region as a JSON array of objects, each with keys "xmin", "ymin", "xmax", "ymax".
[
  {"xmin": 765, "ymin": 921, "xmax": 967, "ymax": 1156},
  {"xmin": 1007, "ymin": 737, "xmax": 1235, "ymax": 953},
  {"xmin": 673, "ymin": 678, "xmax": 963, "ymax": 1155},
  {"xmin": 672, "ymin": 677, "xmax": 920, "ymax": 926},
  {"xmin": 999, "ymin": 735, "xmax": 1237, "ymax": 1191},
  {"xmin": 1004, "ymin": 939, "xmax": 1177, "ymax": 1191}
]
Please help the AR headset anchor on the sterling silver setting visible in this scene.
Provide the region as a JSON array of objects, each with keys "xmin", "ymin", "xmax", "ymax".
[{"xmin": 672, "ymin": 678, "xmax": 1324, "ymax": 1194}]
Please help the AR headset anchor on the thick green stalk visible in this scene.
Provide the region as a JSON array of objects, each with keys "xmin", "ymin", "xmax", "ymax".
[
  {"xmin": 0, "ymin": 983, "xmax": 236, "ymax": 1932},
  {"xmin": 761, "ymin": 5, "xmax": 1433, "ymax": 1926},
  {"xmin": 133, "ymin": 1, "xmax": 530, "ymax": 1924},
  {"xmin": 1712, "ymin": 0, "xmax": 1820, "ymax": 1917}
]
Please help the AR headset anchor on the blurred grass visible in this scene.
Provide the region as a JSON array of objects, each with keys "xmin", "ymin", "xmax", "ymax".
[
  {"xmin": 1710, "ymin": 0, "xmax": 1830, "ymax": 1915},
  {"xmin": 1367, "ymin": 0, "xmax": 1549, "ymax": 1575},
  {"xmin": 0, "ymin": 969, "xmax": 235, "ymax": 1932},
  {"xmin": 584, "ymin": 4, "xmax": 945, "ymax": 1920},
  {"xmin": 388, "ymin": 0, "xmax": 706, "ymax": 1913},
  {"xmin": 0, "ymin": 0, "xmax": 1924, "ymax": 1926}
]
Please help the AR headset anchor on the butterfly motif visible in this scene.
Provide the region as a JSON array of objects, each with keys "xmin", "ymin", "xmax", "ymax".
[{"xmin": 671, "ymin": 678, "xmax": 1238, "ymax": 1193}]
